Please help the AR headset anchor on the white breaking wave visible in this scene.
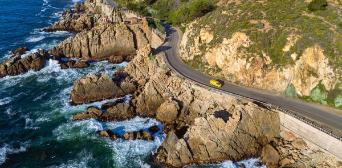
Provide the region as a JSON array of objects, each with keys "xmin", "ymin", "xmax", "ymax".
[
  {"xmin": 104, "ymin": 117, "xmax": 165, "ymax": 167},
  {"xmin": 0, "ymin": 97, "xmax": 12, "ymax": 106},
  {"xmin": 0, "ymin": 142, "xmax": 29, "ymax": 165},
  {"xmin": 72, "ymin": 0, "xmax": 83, "ymax": 3},
  {"xmin": 26, "ymin": 36, "xmax": 45, "ymax": 43},
  {"xmin": 33, "ymin": 92, "xmax": 48, "ymax": 101},
  {"xmin": 52, "ymin": 117, "xmax": 165, "ymax": 167},
  {"xmin": 53, "ymin": 119, "xmax": 103, "ymax": 141}
]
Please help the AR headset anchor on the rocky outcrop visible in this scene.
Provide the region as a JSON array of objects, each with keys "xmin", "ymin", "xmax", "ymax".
[
  {"xmin": 43, "ymin": 8, "xmax": 95, "ymax": 32},
  {"xmin": 154, "ymin": 102, "xmax": 279, "ymax": 167},
  {"xmin": 70, "ymin": 73, "xmax": 136, "ymax": 104},
  {"xmin": 97, "ymin": 125, "xmax": 161, "ymax": 141},
  {"xmin": 73, "ymin": 99, "xmax": 135, "ymax": 121},
  {"xmin": 121, "ymin": 46, "xmax": 280, "ymax": 166},
  {"xmin": 260, "ymin": 130, "xmax": 341, "ymax": 168},
  {"xmin": 59, "ymin": 60, "xmax": 90, "ymax": 69},
  {"xmin": 99, "ymin": 100, "xmax": 135, "ymax": 121},
  {"xmin": 49, "ymin": 23, "xmax": 150, "ymax": 61},
  {"xmin": 0, "ymin": 50, "xmax": 48, "ymax": 78},
  {"xmin": 45, "ymin": 0, "xmax": 157, "ymax": 63},
  {"xmin": 47, "ymin": 0, "xmax": 158, "ymax": 63},
  {"xmin": 44, "ymin": 0, "xmax": 124, "ymax": 32},
  {"xmin": 73, "ymin": 106, "xmax": 103, "ymax": 121}
]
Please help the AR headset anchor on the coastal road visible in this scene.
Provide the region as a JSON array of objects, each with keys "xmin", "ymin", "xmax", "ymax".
[{"xmin": 161, "ymin": 25, "xmax": 342, "ymax": 139}]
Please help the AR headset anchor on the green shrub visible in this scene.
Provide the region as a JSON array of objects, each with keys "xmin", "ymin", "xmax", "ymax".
[
  {"xmin": 168, "ymin": 0, "xmax": 215, "ymax": 25},
  {"xmin": 335, "ymin": 94, "xmax": 342, "ymax": 108},
  {"xmin": 149, "ymin": 54, "xmax": 156, "ymax": 60},
  {"xmin": 284, "ymin": 84, "xmax": 298, "ymax": 98},
  {"xmin": 308, "ymin": 0, "xmax": 328, "ymax": 11},
  {"xmin": 309, "ymin": 82, "xmax": 328, "ymax": 105}
]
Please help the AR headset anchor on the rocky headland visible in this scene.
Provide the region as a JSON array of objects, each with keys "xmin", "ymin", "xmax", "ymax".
[{"xmin": 1, "ymin": 0, "xmax": 341, "ymax": 167}]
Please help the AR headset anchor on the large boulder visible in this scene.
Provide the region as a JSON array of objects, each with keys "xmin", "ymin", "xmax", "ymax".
[
  {"xmin": 261, "ymin": 144, "xmax": 280, "ymax": 168},
  {"xmin": 99, "ymin": 101, "xmax": 135, "ymax": 121},
  {"xmin": 70, "ymin": 73, "xmax": 125, "ymax": 104},
  {"xmin": 156, "ymin": 100, "xmax": 180, "ymax": 124}
]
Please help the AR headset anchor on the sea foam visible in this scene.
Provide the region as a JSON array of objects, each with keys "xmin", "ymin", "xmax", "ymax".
[
  {"xmin": 0, "ymin": 143, "xmax": 29, "ymax": 165},
  {"xmin": 0, "ymin": 97, "xmax": 12, "ymax": 106},
  {"xmin": 48, "ymin": 150, "xmax": 94, "ymax": 168}
]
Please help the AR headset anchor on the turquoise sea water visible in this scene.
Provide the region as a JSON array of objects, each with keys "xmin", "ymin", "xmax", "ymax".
[{"xmin": 0, "ymin": 0, "xmax": 264, "ymax": 167}]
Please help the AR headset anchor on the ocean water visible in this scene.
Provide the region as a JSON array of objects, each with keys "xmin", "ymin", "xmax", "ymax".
[{"xmin": 0, "ymin": 0, "xmax": 265, "ymax": 167}]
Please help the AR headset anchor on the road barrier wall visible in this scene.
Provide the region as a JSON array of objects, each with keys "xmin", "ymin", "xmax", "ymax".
[{"xmin": 279, "ymin": 112, "xmax": 342, "ymax": 159}]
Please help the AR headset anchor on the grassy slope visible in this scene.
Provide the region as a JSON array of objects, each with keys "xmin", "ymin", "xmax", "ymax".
[{"xmin": 185, "ymin": 0, "xmax": 342, "ymax": 109}]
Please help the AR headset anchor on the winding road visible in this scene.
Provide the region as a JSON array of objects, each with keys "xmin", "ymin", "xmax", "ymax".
[{"xmin": 161, "ymin": 25, "xmax": 342, "ymax": 140}]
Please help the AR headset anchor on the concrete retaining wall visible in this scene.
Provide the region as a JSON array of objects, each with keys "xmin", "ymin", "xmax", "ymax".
[{"xmin": 279, "ymin": 112, "xmax": 342, "ymax": 160}]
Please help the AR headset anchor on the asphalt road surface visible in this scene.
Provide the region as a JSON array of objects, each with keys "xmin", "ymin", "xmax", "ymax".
[{"xmin": 161, "ymin": 25, "xmax": 342, "ymax": 139}]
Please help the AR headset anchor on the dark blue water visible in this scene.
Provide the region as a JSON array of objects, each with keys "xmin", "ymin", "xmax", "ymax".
[
  {"xmin": 0, "ymin": 0, "xmax": 75, "ymax": 59},
  {"xmin": 0, "ymin": 0, "xmax": 263, "ymax": 167}
]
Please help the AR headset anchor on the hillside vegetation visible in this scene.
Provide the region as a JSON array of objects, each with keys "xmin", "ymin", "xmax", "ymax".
[
  {"xmin": 113, "ymin": 0, "xmax": 216, "ymax": 26},
  {"xmin": 179, "ymin": 0, "xmax": 342, "ymax": 109}
]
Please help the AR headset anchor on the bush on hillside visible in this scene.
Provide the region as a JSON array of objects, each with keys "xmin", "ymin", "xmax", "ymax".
[
  {"xmin": 308, "ymin": 0, "xmax": 328, "ymax": 11},
  {"xmin": 168, "ymin": 0, "xmax": 215, "ymax": 25}
]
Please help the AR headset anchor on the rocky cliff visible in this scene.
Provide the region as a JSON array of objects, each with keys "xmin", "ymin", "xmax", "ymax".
[
  {"xmin": 180, "ymin": 0, "xmax": 342, "ymax": 109},
  {"xmin": 70, "ymin": 44, "xmax": 341, "ymax": 167},
  {"xmin": 0, "ymin": 0, "xmax": 163, "ymax": 78},
  {"xmin": 48, "ymin": 1, "xmax": 154, "ymax": 61}
]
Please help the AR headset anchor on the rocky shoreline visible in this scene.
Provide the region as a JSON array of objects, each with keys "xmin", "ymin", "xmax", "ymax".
[{"xmin": 1, "ymin": 0, "xmax": 341, "ymax": 167}]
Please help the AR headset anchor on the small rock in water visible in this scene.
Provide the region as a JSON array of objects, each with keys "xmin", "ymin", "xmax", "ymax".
[
  {"xmin": 97, "ymin": 130, "xmax": 110, "ymax": 137},
  {"xmin": 72, "ymin": 106, "xmax": 103, "ymax": 121},
  {"xmin": 97, "ymin": 125, "xmax": 161, "ymax": 141},
  {"xmin": 142, "ymin": 131, "xmax": 152, "ymax": 141},
  {"xmin": 148, "ymin": 125, "xmax": 160, "ymax": 135}
]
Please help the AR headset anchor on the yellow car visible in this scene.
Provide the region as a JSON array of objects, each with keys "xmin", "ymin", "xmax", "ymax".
[{"xmin": 210, "ymin": 79, "xmax": 223, "ymax": 88}]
